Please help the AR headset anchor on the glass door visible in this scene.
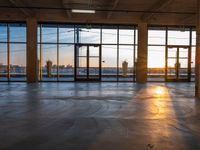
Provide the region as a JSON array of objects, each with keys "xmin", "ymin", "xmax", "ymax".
[
  {"xmin": 75, "ymin": 45, "xmax": 87, "ymax": 80},
  {"xmin": 166, "ymin": 46, "xmax": 191, "ymax": 82},
  {"xmin": 166, "ymin": 47, "xmax": 177, "ymax": 81},
  {"xmin": 75, "ymin": 44, "xmax": 101, "ymax": 81},
  {"xmin": 89, "ymin": 46, "xmax": 101, "ymax": 80},
  {"xmin": 179, "ymin": 47, "xmax": 190, "ymax": 80}
]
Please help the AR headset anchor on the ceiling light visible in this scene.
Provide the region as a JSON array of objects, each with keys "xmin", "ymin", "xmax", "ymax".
[{"xmin": 71, "ymin": 9, "xmax": 95, "ymax": 14}]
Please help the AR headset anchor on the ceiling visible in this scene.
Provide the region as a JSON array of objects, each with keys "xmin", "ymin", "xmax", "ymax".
[{"xmin": 0, "ymin": 0, "xmax": 197, "ymax": 26}]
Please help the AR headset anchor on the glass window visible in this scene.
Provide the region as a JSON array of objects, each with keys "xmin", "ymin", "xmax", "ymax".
[
  {"xmin": 41, "ymin": 44, "xmax": 57, "ymax": 81},
  {"xmin": 10, "ymin": 24, "xmax": 26, "ymax": 43},
  {"xmin": 191, "ymin": 47, "xmax": 196, "ymax": 81},
  {"xmin": 59, "ymin": 25, "xmax": 74, "ymax": 43},
  {"xmin": 0, "ymin": 23, "xmax": 27, "ymax": 81},
  {"xmin": 148, "ymin": 46, "xmax": 165, "ymax": 81},
  {"xmin": 0, "ymin": 43, "xmax": 7, "ymax": 81},
  {"xmin": 168, "ymin": 29, "xmax": 190, "ymax": 45},
  {"xmin": 59, "ymin": 44, "xmax": 74, "ymax": 81},
  {"xmin": 102, "ymin": 45, "xmax": 117, "ymax": 81},
  {"xmin": 119, "ymin": 27, "xmax": 134, "ymax": 44},
  {"xmin": 148, "ymin": 29, "xmax": 166, "ymax": 45},
  {"xmin": 37, "ymin": 25, "xmax": 41, "ymax": 43},
  {"xmin": 192, "ymin": 30, "xmax": 196, "ymax": 46},
  {"xmin": 75, "ymin": 25, "xmax": 100, "ymax": 44},
  {"xmin": 37, "ymin": 44, "xmax": 41, "ymax": 80},
  {"xmin": 37, "ymin": 24, "xmax": 137, "ymax": 82},
  {"xmin": 42, "ymin": 25, "xmax": 57, "ymax": 43},
  {"xmin": 102, "ymin": 26, "xmax": 117, "ymax": 44},
  {"xmin": 0, "ymin": 24, "xmax": 7, "ymax": 42},
  {"xmin": 10, "ymin": 44, "xmax": 26, "ymax": 81},
  {"xmin": 148, "ymin": 46, "xmax": 165, "ymax": 68},
  {"xmin": 119, "ymin": 46, "xmax": 134, "ymax": 81},
  {"xmin": 135, "ymin": 29, "xmax": 138, "ymax": 46}
]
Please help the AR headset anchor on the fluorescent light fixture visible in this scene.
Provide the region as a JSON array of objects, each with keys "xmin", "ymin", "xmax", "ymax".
[{"xmin": 72, "ymin": 9, "xmax": 95, "ymax": 14}]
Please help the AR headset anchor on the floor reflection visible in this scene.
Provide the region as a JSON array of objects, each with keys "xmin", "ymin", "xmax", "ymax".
[{"xmin": 0, "ymin": 83, "xmax": 199, "ymax": 150}]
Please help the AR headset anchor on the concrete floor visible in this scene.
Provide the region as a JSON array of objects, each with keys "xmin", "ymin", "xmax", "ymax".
[{"xmin": 0, "ymin": 82, "xmax": 200, "ymax": 150}]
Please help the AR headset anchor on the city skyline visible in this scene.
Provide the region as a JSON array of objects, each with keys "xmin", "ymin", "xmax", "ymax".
[{"xmin": 0, "ymin": 24, "xmax": 197, "ymax": 71}]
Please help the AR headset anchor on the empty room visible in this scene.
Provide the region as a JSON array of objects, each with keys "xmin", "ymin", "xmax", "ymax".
[{"xmin": 0, "ymin": 0, "xmax": 200, "ymax": 150}]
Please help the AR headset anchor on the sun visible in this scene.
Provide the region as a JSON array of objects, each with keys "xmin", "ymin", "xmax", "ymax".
[{"xmin": 155, "ymin": 87, "xmax": 165, "ymax": 96}]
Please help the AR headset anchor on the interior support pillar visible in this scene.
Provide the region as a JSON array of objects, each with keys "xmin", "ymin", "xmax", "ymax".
[
  {"xmin": 196, "ymin": 0, "xmax": 200, "ymax": 97},
  {"xmin": 26, "ymin": 18, "xmax": 38, "ymax": 83},
  {"xmin": 136, "ymin": 23, "xmax": 148, "ymax": 83}
]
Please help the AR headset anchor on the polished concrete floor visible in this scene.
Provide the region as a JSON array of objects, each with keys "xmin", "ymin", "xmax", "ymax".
[{"xmin": 0, "ymin": 82, "xmax": 200, "ymax": 150}]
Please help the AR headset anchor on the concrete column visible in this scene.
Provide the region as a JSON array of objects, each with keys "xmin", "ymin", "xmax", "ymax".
[
  {"xmin": 136, "ymin": 23, "xmax": 148, "ymax": 83},
  {"xmin": 196, "ymin": 0, "xmax": 200, "ymax": 97},
  {"xmin": 26, "ymin": 18, "xmax": 38, "ymax": 83}
]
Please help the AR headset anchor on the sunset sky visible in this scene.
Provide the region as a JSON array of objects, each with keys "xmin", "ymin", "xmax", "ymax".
[{"xmin": 0, "ymin": 24, "xmax": 197, "ymax": 69}]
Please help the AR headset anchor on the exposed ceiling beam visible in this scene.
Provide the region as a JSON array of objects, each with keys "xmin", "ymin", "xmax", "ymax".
[
  {"xmin": 66, "ymin": 10, "xmax": 72, "ymax": 18},
  {"xmin": 8, "ymin": 0, "xmax": 33, "ymax": 17},
  {"xmin": 88, "ymin": 0, "xmax": 93, "ymax": 8},
  {"xmin": 107, "ymin": 0, "xmax": 120, "ymax": 19},
  {"xmin": 181, "ymin": 14, "xmax": 196, "ymax": 24},
  {"xmin": 62, "ymin": 0, "xmax": 71, "ymax": 19},
  {"xmin": 141, "ymin": 0, "xmax": 174, "ymax": 21},
  {"xmin": 0, "ymin": 5, "xmax": 194, "ymax": 15}
]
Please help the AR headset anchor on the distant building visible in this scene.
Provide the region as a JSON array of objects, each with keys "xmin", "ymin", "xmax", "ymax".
[{"xmin": 67, "ymin": 64, "xmax": 72, "ymax": 68}]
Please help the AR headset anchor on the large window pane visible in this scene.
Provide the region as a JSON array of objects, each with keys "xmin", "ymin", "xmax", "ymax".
[
  {"xmin": 192, "ymin": 31, "xmax": 196, "ymax": 46},
  {"xmin": 148, "ymin": 46, "xmax": 165, "ymax": 81},
  {"xmin": 59, "ymin": 44, "xmax": 74, "ymax": 81},
  {"xmin": 148, "ymin": 29, "xmax": 166, "ymax": 45},
  {"xmin": 0, "ymin": 44, "xmax": 7, "ymax": 81},
  {"xmin": 37, "ymin": 25, "xmax": 41, "ymax": 43},
  {"xmin": 119, "ymin": 27, "xmax": 134, "ymax": 44},
  {"xmin": 0, "ymin": 24, "xmax": 7, "ymax": 42},
  {"xmin": 59, "ymin": 25, "xmax": 74, "ymax": 43},
  {"xmin": 168, "ymin": 29, "xmax": 190, "ymax": 45},
  {"xmin": 41, "ymin": 44, "xmax": 57, "ymax": 81},
  {"xmin": 102, "ymin": 45, "xmax": 117, "ymax": 81},
  {"xmin": 192, "ymin": 47, "xmax": 196, "ymax": 81},
  {"xmin": 75, "ymin": 25, "xmax": 100, "ymax": 44},
  {"xmin": 10, "ymin": 44, "xmax": 26, "ymax": 81},
  {"xmin": 38, "ymin": 44, "xmax": 41, "ymax": 80},
  {"xmin": 102, "ymin": 26, "xmax": 117, "ymax": 44},
  {"xmin": 119, "ymin": 46, "xmax": 134, "ymax": 81},
  {"xmin": 135, "ymin": 29, "xmax": 138, "ymax": 46},
  {"xmin": 42, "ymin": 25, "xmax": 57, "ymax": 43},
  {"xmin": 37, "ymin": 24, "xmax": 137, "ymax": 82},
  {"xmin": 10, "ymin": 24, "xmax": 26, "ymax": 43}
]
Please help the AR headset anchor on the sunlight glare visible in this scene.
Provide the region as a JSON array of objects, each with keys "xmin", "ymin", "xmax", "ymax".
[{"xmin": 155, "ymin": 87, "xmax": 165, "ymax": 96}]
